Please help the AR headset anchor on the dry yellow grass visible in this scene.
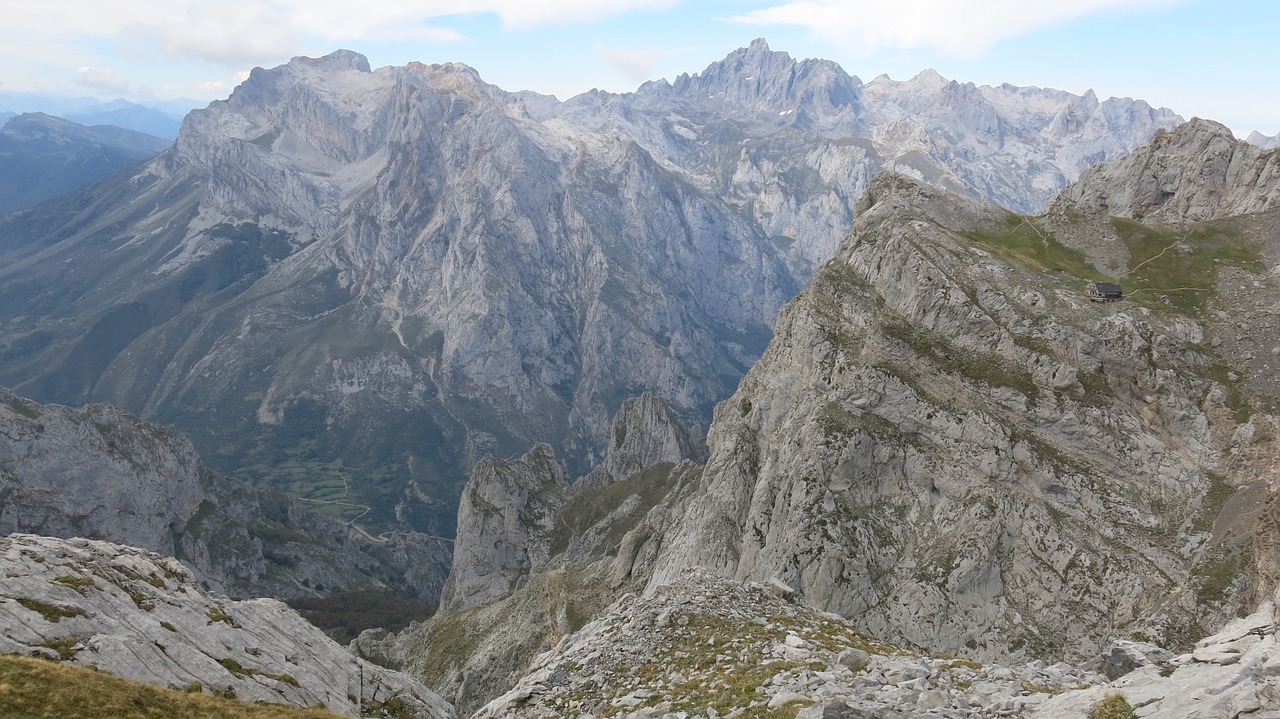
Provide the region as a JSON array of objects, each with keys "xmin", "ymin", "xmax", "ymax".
[{"xmin": 0, "ymin": 656, "xmax": 343, "ymax": 719}]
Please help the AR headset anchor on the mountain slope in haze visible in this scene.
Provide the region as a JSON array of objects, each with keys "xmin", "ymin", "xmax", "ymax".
[
  {"xmin": 0, "ymin": 45, "xmax": 1180, "ymax": 540},
  {"xmin": 64, "ymin": 100, "xmax": 185, "ymax": 140},
  {"xmin": 0, "ymin": 388, "xmax": 450, "ymax": 602},
  {"xmin": 0, "ymin": 112, "xmax": 169, "ymax": 215}
]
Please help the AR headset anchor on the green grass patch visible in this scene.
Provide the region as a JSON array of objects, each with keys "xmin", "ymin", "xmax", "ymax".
[
  {"xmin": 959, "ymin": 215, "xmax": 1097, "ymax": 279},
  {"xmin": 52, "ymin": 575, "xmax": 98, "ymax": 594},
  {"xmin": 549, "ymin": 463, "xmax": 681, "ymax": 557},
  {"xmin": 0, "ymin": 655, "xmax": 339, "ymax": 719},
  {"xmin": 1089, "ymin": 692, "xmax": 1137, "ymax": 719},
  {"xmin": 817, "ymin": 401, "xmax": 925, "ymax": 450},
  {"xmin": 883, "ymin": 318, "xmax": 1040, "ymax": 402},
  {"xmin": 207, "ymin": 606, "xmax": 240, "ymax": 628},
  {"xmin": 1194, "ymin": 547, "xmax": 1243, "ymax": 606},
  {"xmin": 16, "ymin": 598, "xmax": 86, "ymax": 623},
  {"xmin": 1112, "ymin": 217, "xmax": 1264, "ymax": 315}
]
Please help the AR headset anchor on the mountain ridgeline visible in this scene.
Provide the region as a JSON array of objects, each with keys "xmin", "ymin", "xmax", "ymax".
[
  {"xmin": 0, "ymin": 43, "xmax": 1181, "ymax": 539},
  {"xmin": 384, "ymin": 119, "xmax": 1280, "ymax": 714}
]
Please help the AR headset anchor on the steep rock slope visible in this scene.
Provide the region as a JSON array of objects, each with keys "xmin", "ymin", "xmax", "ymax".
[
  {"xmin": 0, "ymin": 388, "xmax": 450, "ymax": 601},
  {"xmin": 647, "ymin": 171, "xmax": 1280, "ymax": 662},
  {"xmin": 471, "ymin": 568, "xmax": 1280, "ymax": 719},
  {"xmin": 1054, "ymin": 118, "xmax": 1280, "ymax": 222},
  {"xmin": 360, "ymin": 394, "xmax": 705, "ymax": 713},
  {"xmin": 0, "ymin": 51, "xmax": 794, "ymax": 536},
  {"xmin": 0, "ymin": 44, "xmax": 1178, "ymax": 540},
  {"xmin": 0, "ymin": 534, "xmax": 453, "ymax": 719},
  {"xmin": 0, "ymin": 112, "xmax": 168, "ymax": 215}
]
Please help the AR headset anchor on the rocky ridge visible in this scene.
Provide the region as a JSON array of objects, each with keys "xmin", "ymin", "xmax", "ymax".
[
  {"xmin": 0, "ymin": 387, "xmax": 450, "ymax": 601},
  {"xmin": 0, "ymin": 533, "xmax": 454, "ymax": 719},
  {"xmin": 470, "ymin": 567, "xmax": 1280, "ymax": 719},
  {"xmin": 358, "ymin": 393, "xmax": 707, "ymax": 713},
  {"xmin": 643, "ymin": 170, "xmax": 1280, "ymax": 661},
  {"xmin": 1054, "ymin": 118, "xmax": 1280, "ymax": 222},
  {"xmin": 1247, "ymin": 130, "xmax": 1280, "ymax": 150},
  {"xmin": 0, "ymin": 43, "xmax": 1180, "ymax": 541}
]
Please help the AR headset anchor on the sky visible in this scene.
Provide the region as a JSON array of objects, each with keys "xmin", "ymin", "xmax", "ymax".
[{"xmin": 2, "ymin": 0, "xmax": 1276, "ymax": 136}]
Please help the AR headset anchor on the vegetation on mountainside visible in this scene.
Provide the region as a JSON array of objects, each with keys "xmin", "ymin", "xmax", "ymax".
[
  {"xmin": 1088, "ymin": 692, "xmax": 1137, "ymax": 719},
  {"xmin": 0, "ymin": 655, "xmax": 341, "ymax": 719},
  {"xmin": 960, "ymin": 215, "xmax": 1097, "ymax": 280},
  {"xmin": 548, "ymin": 462, "xmax": 686, "ymax": 556},
  {"xmin": 1112, "ymin": 217, "xmax": 1264, "ymax": 315},
  {"xmin": 286, "ymin": 589, "xmax": 437, "ymax": 644}
]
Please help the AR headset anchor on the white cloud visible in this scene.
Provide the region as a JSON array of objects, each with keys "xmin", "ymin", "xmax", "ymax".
[
  {"xmin": 74, "ymin": 66, "xmax": 131, "ymax": 94},
  {"xmin": 728, "ymin": 0, "xmax": 1182, "ymax": 58},
  {"xmin": 595, "ymin": 43, "xmax": 667, "ymax": 84},
  {"xmin": 2, "ymin": 0, "xmax": 683, "ymax": 73}
]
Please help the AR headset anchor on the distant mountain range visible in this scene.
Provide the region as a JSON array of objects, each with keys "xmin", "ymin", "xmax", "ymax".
[
  {"xmin": 0, "ymin": 113, "xmax": 170, "ymax": 216},
  {"xmin": 0, "ymin": 92, "xmax": 200, "ymax": 139},
  {"xmin": 0, "ymin": 42, "xmax": 1185, "ymax": 540}
]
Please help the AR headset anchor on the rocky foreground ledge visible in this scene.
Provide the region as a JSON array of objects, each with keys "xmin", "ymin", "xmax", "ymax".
[
  {"xmin": 475, "ymin": 567, "xmax": 1279, "ymax": 719},
  {"xmin": 0, "ymin": 533, "xmax": 454, "ymax": 719}
]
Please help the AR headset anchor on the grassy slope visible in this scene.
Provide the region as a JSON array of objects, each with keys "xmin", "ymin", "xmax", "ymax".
[{"xmin": 0, "ymin": 656, "xmax": 342, "ymax": 719}]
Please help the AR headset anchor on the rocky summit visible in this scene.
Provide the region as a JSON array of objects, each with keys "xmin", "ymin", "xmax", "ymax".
[
  {"xmin": 469, "ymin": 567, "xmax": 1280, "ymax": 719},
  {"xmin": 0, "ymin": 533, "xmax": 454, "ymax": 719},
  {"xmin": 0, "ymin": 42, "xmax": 1179, "ymax": 543}
]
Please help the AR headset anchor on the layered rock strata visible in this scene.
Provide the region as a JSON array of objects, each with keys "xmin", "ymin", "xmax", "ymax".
[{"xmin": 0, "ymin": 534, "xmax": 454, "ymax": 719}]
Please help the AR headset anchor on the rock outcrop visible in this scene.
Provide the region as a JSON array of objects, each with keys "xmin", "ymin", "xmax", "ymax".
[
  {"xmin": 578, "ymin": 393, "xmax": 707, "ymax": 489},
  {"xmin": 468, "ymin": 568, "xmax": 1280, "ymax": 719},
  {"xmin": 1054, "ymin": 118, "xmax": 1280, "ymax": 222},
  {"xmin": 0, "ymin": 534, "xmax": 454, "ymax": 719},
  {"xmin": 0, "ymin": 387, "xmax": 451, "ymax": 601},
  {"xmin": 644, "ymin": 171, "xmax": 1278, "ymax": 662},
  {"xmin": 362, "ymin": 394, "xmax": 706, "ymax": 713},
  {"xmin": 437, "ymin": 444, "xmax": 568, "ymax": 613}
]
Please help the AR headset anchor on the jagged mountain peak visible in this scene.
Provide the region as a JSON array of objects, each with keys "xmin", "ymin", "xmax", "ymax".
[
  {"xmin": 667, "ymin": 37, "xmax": 861, "ymax": 113},
  {"xmin": 1053, "ymin": 115, "xmax": 1280, "ymax": 222},
  {"xmin": 1246, "ymin": 129, "xmax": 1280, "ymax": 149}
]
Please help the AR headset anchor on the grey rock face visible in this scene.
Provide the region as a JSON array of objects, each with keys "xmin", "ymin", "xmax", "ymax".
[
  {"xmin": 1034, "ymin": 592, "xmax": 1280, "ymax": 718},
  {"xmin": 368, "ymin": 394, "xmax": 705, "ymax": 713},
  {"xmin": 437, "ymin": 444, "xmax": 567, "ymax": 613},
  {"xmin": 0, "ymin": 534, "xmax": 454, "ymax": 719},
  {"xmin": 0, "ymin": 387, "xmax": 450, "ymax": 601},
  {"xmin": 1101, "ymin": 640, "xmax": 1174, "ymax": 680},
  {"xmin": 579, "ymin": 392, "xmax": 707, "ymax": 489},
  {"xmin": 1054, "ymin": 118, "xmax": 1280, "ymax": 222},
  {"xmin": 0, "ymin": 44, "xmax": 1181, "ymax": 541},
  {"xmin": 645, "ymin": 172, "xmax": 1273, "ymax": 662}
]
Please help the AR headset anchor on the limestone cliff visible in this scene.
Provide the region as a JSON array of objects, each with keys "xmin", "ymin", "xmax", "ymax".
[
  {"xmin": 361, "ymin": 394, "xmax": 705, "ymax": 713},
  {"xmin": 0, "ymin": 534, "xmax": 454, "ymax": 719},
  {"xmin": 1053, "ymin": 118, "xmax": 1280, "ymax": 222},
  {"xmin": 646, "ymin": 172, "xmax": 1279, "ymax": 662}
]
